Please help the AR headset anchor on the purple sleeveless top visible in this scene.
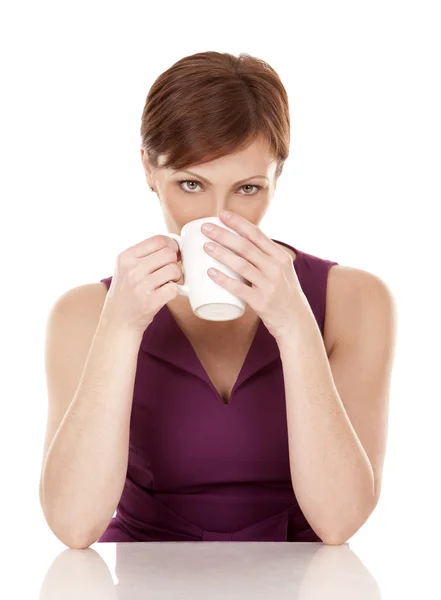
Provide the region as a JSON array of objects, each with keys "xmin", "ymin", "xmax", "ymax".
[{"xmin": 96, "ymin": 238, "xmax": 338, "ymax": 543}]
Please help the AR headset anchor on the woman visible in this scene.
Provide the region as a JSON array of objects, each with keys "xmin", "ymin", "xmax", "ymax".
[{"xmin": 40, "ymin": 51, "xmax": 397, "ymax": 548}]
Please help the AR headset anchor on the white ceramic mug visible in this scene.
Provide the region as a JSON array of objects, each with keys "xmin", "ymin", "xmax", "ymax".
[{"xmin": 163, "ymin": 216, "xmax": 248, "ymax": 321}]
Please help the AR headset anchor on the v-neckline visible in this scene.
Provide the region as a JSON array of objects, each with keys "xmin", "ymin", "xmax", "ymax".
[
  {"xmin": 140, "ymin": 238, "xmax": 301, "ymax": 407},
  {"xmin": 163, "ymin": 303, "xmax": 262, "ymax": 407}
]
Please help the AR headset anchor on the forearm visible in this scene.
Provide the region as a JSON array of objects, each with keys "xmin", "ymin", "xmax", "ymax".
[
  {"xmin": 41, "ymin": 314, "xmax": 144, "ymax": 548},
  {"xmin": 276, "ymin": 298, "xmax": 375, "ymax": 545}
]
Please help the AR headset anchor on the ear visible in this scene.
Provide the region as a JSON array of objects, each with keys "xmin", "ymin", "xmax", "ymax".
[{"xmin": 140, "ymin": 146, "xmax": 154, "ymax": 186}]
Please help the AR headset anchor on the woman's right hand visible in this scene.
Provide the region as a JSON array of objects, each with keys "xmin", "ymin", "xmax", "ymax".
[{"xmin": 101, "ymin": 234, "xmax": 182, "ymax": 333}]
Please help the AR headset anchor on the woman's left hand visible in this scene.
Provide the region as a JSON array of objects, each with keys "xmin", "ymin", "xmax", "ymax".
[{"xmin": 201, "ymin": 210, "xmax": 308, "ymax": 340}]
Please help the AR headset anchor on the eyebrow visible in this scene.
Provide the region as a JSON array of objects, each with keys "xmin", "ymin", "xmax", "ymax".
[{"xmin": 172, "ymin": 169, "xmax": 269, "ymax": 186}]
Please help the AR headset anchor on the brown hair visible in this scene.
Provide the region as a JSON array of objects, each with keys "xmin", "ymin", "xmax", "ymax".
[{"xmin": 140, "ymin": 51, "xmax": 290, "ymax": 180}]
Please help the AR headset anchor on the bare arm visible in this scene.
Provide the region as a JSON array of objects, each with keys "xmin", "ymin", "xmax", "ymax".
[{"xmin": 40, "ymin": 285, "xmax": 145, "ymax": 549}]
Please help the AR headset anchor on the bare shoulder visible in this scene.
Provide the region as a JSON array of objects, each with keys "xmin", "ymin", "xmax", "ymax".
[
  {"xmin": 44, "ymin": 281, "xmax": 110, "ymax": 390},
  {"xmin": 45, "ymin": 282, "xmax": 110, "ymax": 373},
  {"xmin": 48, "ymin": 282, "xmax": 108, "ymax": 319},
  {"xmin": 324, "ymin": 265, "xmax": 396, "ymax": 355},
  {"xmin": 41, "ymin": 282, "xmax": 110, "ymax": 490}
]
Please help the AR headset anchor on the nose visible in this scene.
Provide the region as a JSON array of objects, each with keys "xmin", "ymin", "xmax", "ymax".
[{"xmin": 211, "ymin": 206, "xmax": 231, "ymax": 219}]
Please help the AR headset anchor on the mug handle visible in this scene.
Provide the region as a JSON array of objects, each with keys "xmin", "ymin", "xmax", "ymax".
[{"xmin": 163, "ymin": 233, "xmax": 190, "ymax": 298}]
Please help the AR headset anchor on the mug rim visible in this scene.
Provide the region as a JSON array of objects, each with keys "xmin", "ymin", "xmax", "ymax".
[{"xmin": 181, "ymin": 216, "xmax": 221, "ymax": 233}]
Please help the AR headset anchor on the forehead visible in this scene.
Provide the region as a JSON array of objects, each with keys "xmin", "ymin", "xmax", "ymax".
[{"xmin": 160, "ymin": 135, "xmax": 276, "ymax": 176}]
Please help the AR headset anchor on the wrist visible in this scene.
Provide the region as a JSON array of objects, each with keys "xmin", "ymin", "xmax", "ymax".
[{"xmin": 98, "ymin": 309, "xmax": 148, "ymax": 341}]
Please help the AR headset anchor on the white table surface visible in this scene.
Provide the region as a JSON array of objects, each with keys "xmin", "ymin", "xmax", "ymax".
[{"xmin": 5, "ymin": 536, "xmax": 440, "ymax": 599}]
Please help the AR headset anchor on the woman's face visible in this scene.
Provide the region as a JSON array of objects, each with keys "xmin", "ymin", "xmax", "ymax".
[{"xmin": 140, "ymin": 135, "xmax": 279, "ymax": 236}]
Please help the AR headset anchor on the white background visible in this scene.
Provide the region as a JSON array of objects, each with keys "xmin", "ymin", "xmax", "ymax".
[{"xmin": 1, "ymin": 0, "xmax": 440, "ymax": 596}]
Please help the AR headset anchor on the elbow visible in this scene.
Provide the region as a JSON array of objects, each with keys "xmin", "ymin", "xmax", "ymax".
[
  {"xmin": 60, "ymin": 528, "xmax": 100, "ymax": 549},
  {"xmin": 42, "ymin": 512, "xmax": 101, "ymax": 549},
  {"xmin": 321, "ymin": 488, "xmax": 379, "ymax": 546},
  {"xmin": 66, "ymin": 537, "xmax": 95, "ymax": 550},
  {"xmin": 62, "ymin": 524, "xmax": 105, "ymax": 549},
  {"xmin": 321, "ymin": 532, "xmax": 350, "ymax": 546},
  {"xmin": 320, "ymin": 505, "xmax": 377, "ymax": 546},
  {"xmin": 320, "ymin": 520, "xmax": 366, "ymax": 546},
  {"xmin": 65, "ymin": 521, "xmax": 110, "ymax": 548},
  {"xmin": 40, "ymin": 499, "xmax": 106, "ymax": 549},
  {"xmin": 49, "ymin": 525, "xmax": 97, "ymax": 549}
]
